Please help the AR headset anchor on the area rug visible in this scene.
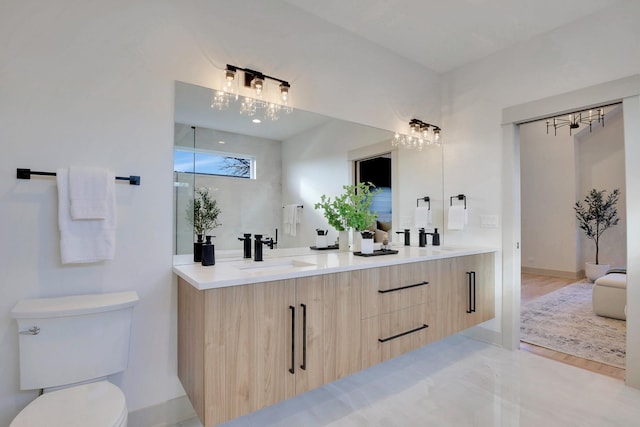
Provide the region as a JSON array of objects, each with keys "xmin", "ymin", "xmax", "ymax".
[{"xmin": 520, "ymin": 281, "xmax": 626, "ymax": 368}]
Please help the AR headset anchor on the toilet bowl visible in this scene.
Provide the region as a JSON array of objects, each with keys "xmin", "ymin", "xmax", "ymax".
[
  {"xmin": 10, "ymin": 291, "xmax": 138, "ymax": 427},
  {"xmin": 10, "ymin": 381, "xmax": 127, "ymax": 427}
]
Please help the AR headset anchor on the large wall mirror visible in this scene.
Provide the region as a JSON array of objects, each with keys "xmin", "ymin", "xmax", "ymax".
[{"xmin": 173, "ymin": 81, "xmax": 444, "ymax": 256}]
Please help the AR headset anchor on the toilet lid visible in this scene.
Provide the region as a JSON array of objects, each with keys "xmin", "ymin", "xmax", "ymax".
[{"xmin": 11, "ymin": 381, "xmax": 127, "ymax": 427}]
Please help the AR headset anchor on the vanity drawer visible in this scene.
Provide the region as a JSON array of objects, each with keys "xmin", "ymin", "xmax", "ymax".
[
  {"xmin": 361, "ymin": 261, "xmax": 435, "ymax": 319},
  {"xmin": 361, "ymin": 304, "xmax": 435, "ymax": 367}
]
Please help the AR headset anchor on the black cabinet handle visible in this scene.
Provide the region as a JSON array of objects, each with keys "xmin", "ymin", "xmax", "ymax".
[
  {"xmin": 466, "ymin": 272, "xmax": 476, "ymax": 313},
  {"xmin": 300, "ymin": 303, "xmax": 307, "ymax": 370},
  {"xmin": 471, "ymin": 271, "xmax": 476, "ymax": 313},
  {"xmin": 378, "ymin": 281, "xmax": 429, "ymax": 294},
  {"xmin": 378, "ymin": 324, "xmax": 428, "ymax": 343},
  {"xmin": 289, "ymin": 305, "xmax": 295, "ymax": 374}
]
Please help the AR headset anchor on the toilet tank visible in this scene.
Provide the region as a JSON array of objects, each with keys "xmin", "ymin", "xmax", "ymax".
[{"xmin": 11, "ymin": 291, "xmax": 139, "ymax": 390}]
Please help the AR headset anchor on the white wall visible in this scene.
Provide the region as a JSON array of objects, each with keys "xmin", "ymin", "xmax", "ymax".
[
  {"xmin": 0, "ymin": 0, "xmax": 441, "ymax": 424},
  {"xmin": 442, "ymin": 0, "xmax": 639, "ymax": 376},
  {"xmin": 576, "ymin": 109, "xmax": 626, "ymax": 268},
  {"xmin": 520, "ymin": 123, "xmax": 577, "ymax": 274}
]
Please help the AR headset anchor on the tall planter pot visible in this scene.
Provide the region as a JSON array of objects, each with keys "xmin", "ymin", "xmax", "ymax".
[{"xmin": 585, "ymin": 262, "xmax": 609, "ymax": 283}]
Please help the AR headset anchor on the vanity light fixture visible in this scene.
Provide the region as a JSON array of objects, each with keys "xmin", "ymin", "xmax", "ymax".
[
  {"xmin": 392, "ymin": 119, "xmax": 442, "ymax": 151},
  {"xmin": 213, "ymin": 64, "xmax": 293, "ymax": 121},
  {"xmin": 546, "ymin": 107, "xmax": 604, "ymax": 136}
]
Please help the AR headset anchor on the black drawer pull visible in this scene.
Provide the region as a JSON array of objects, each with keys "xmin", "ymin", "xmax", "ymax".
[
  {"xmin": 378, "ymin": 324, "xmax": 428, "ymax": 343},
  {"xmin": 466, "ymin": 271, "xmax": 476, "ymax": 313},
  {"xmin": 378, "ymin": 281, "xmax": 429, "ymax": 294},
  {"xmin": 289, "ymin": 305, "xmax": 295, "ymax": 374},
  {"xmin": 300, "ymin": 303, "xmax": 307, "ymax": 370}
]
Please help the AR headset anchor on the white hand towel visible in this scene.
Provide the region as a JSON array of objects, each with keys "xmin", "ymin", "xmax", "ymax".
[
  {"xmin": 283, "ymin": 204, "xmax": 298, "ymax": 237},
  {"xmin": 57, "ymin": 168, "xmax": 117, "ymax": 264},
  {"xmin": 414, "ymin": 207, "xmax": 432, "ymax": 228},
  {"xmin": 69, "ymin": 166, "xmax": 114, "ymax": 219},
  {"xmin": 447, "ymin": 205, "xmax": 467, "ymax": 231}
]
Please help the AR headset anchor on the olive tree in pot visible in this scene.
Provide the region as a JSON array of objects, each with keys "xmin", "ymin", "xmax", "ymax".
[{"xmin": 574, "ymin": 188, "xmax": 620, "ymax": 282}]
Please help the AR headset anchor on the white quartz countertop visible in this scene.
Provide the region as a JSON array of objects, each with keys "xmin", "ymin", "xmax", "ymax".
[{"xmin": 173, "ymin": 246, "xmax": 496, "ymax": 291}]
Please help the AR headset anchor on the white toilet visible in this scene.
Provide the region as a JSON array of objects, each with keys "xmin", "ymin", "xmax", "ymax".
[{"xmin": 10, "ymin": 291, "xmax": 139, "ymax": 427}]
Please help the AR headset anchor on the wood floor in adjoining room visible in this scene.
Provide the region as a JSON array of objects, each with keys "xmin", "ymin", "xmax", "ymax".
[{"xmin": 520, "ymin": 273, "xmax": 625, "ymax": 381}]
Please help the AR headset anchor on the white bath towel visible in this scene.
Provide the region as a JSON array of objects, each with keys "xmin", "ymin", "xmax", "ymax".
[
  {"xmin": 447, "ymin": 205, "xmax": 467, "ymax": 231},
  {"xmin": 69, "ymin": 166, "xmax": 114, "ymax": 219},
  {"xmin": 414, "ymin": 207, "xmax": 432, "ymax": 228},
  {"xmin": 283, "ymin": 204, "xmax": 300, "ymax": 237},
  {"xmin": 57, "ymin": 168, "xmax": 116, "ymax": 264}
]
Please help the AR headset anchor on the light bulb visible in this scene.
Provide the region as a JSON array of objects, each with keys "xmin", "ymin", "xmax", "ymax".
[{"xmin": 280, "ymin": 83, "xmax": 290, "ymax": 105}]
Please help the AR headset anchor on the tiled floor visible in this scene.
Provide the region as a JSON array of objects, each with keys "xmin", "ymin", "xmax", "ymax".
[{"xmin": 174, "ymin": 335, "xmax": 640, "ymax": 427}]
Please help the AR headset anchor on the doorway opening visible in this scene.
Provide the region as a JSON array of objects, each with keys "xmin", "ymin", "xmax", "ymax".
[
  {"xmin": 518, "ymin": 105, "xmax": 626, "ymax": 380},
  {"xmin": 354, "ymin": 154, "xmax": 392, "ymax": 238}
]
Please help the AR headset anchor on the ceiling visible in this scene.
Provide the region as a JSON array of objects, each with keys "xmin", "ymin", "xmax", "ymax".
[{"xmin": 284, "ymin": 0, "xmax": 624, "ymax": 73}]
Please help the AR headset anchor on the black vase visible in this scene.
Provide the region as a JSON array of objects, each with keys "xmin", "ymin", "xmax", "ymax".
[
  {"xmin": 201, "ymin": 235, "xmax": 215, "ymax": 266},
  {"xmin": 193, "ymin": 234, "xmax": 203, "ymax": 262}
]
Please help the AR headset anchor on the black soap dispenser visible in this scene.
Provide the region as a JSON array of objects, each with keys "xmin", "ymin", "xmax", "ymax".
[
  {"xmin": 429, "ymin": 228, "xmax": 440, "ymax": 246},
  {"xmin": 201, "ymin": 235, "xmax": 215, "ymax": 266}
]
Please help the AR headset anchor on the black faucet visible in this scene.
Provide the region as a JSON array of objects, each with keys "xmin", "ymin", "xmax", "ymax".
[
  {"xmin": 418, "ymin": 228, "xmax": 427, "ymax": 247},
  {"xmin": 238, "ymin": 233, "xmax": 252, "ymax": 259},
  {"xmin": 253, "ymin": 234, "xmax": 275, "ymax": 261},
  {"xmin": 395, "ymin": 229, "xmax": 411, "ymax": 246},
  {"xmin": 426, "ymin": 228, "xmax": 440, "ymax": 246},
  {"xmin": 254, "ymin": 234, "xmax": 265, "ymax": 261}
]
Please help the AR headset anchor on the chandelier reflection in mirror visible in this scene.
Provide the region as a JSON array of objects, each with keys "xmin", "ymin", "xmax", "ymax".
[
  {"xmin": 392, "ymin": 119, "xmax": 442, "ymax": 151},
  {"xmin": 546, "ymin": 107, "xmax": 604, "ymax": 136},
  {"xmin": 211, "ymin": 64, "xmax": 292, "ymax": 121}
]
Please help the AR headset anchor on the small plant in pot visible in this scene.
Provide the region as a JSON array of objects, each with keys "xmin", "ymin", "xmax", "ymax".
[
  {"xmin": 574, "ymin": 188, "xmax": 620, "ymax": 282},
  {"xmin": 314, "ymin": 182, "xmax": 380, "ymax": 251},
  {"xmin": 187, "ymin": 187, "xmax": 222, "ymax": 262}
]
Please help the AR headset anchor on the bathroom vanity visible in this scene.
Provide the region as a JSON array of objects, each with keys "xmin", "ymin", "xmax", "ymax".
[{"xmin": 174, "ymin": 247, "xmax": 495, "ymax": 427}]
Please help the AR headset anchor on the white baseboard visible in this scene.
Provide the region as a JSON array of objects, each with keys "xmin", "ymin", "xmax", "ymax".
[
  {"xmin": 521, "ymin": 267, "xmax": 584, "ymax": 280},
  {"xmin": 128, "ymin": 395, "xmax": 197, "ymax": 427}
]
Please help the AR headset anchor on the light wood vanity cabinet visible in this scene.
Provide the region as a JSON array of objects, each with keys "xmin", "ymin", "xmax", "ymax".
[
  {"xmin": 178, "ymin": 270, "xmax": 362, "ymax": 427},
  {"xmin": 178, "ymin": 252, "xmax": 495, "ymax": 427},
  {"xmin": 436, "ymin": 253, "xmax": 495, "ymax": 335}
]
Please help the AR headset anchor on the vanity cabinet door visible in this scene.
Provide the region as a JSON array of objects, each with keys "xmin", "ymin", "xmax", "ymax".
[
  {"xmin": 294, "ymin": 271, "xmax": 362, "ymax": 394},
  {"xmin": 319, "ymin": 270, "xmax": 363, "ymax": 384},
  {"xmin": 203, "ymin": 279, "xmax": 296, "ymax": 425},
  {"xmin": 293, "ymin": 274, "xmax": 324, "ymax": 394},
  {"xmin": 436, "ymin": 253, "xmax": 495, "ymax": 334}
]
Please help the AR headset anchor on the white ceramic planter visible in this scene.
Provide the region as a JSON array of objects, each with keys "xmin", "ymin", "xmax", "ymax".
[
  {"xmin": 585, "ymin": 262, "xmax": 610, "ymax": 283},
  {"xmin": 361, "ymin": 237, "xmax": 374, "ymax": 254}
]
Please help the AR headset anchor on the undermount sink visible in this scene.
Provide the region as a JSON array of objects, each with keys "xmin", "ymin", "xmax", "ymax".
[{"xmin": 235, "ymin": 259, "xmax": 316, "ymax": 271}]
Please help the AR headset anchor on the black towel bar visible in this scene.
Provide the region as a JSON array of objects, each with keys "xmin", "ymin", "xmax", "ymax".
[{"xmin": 17, "ymin": 168, "xmax": 141, "ymax": 185}]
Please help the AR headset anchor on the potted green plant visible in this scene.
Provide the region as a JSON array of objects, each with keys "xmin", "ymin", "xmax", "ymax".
[
  {"xmin": 574, "ymin": 188, "xmax": 620, "ymax": 282},
  {"xmin": 187, "ymin": 187, "xmax": 222, "ymax": 261},
  {"xmin": 315, "ymin": 182, "xmax": 380, "ymax": 251}
]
